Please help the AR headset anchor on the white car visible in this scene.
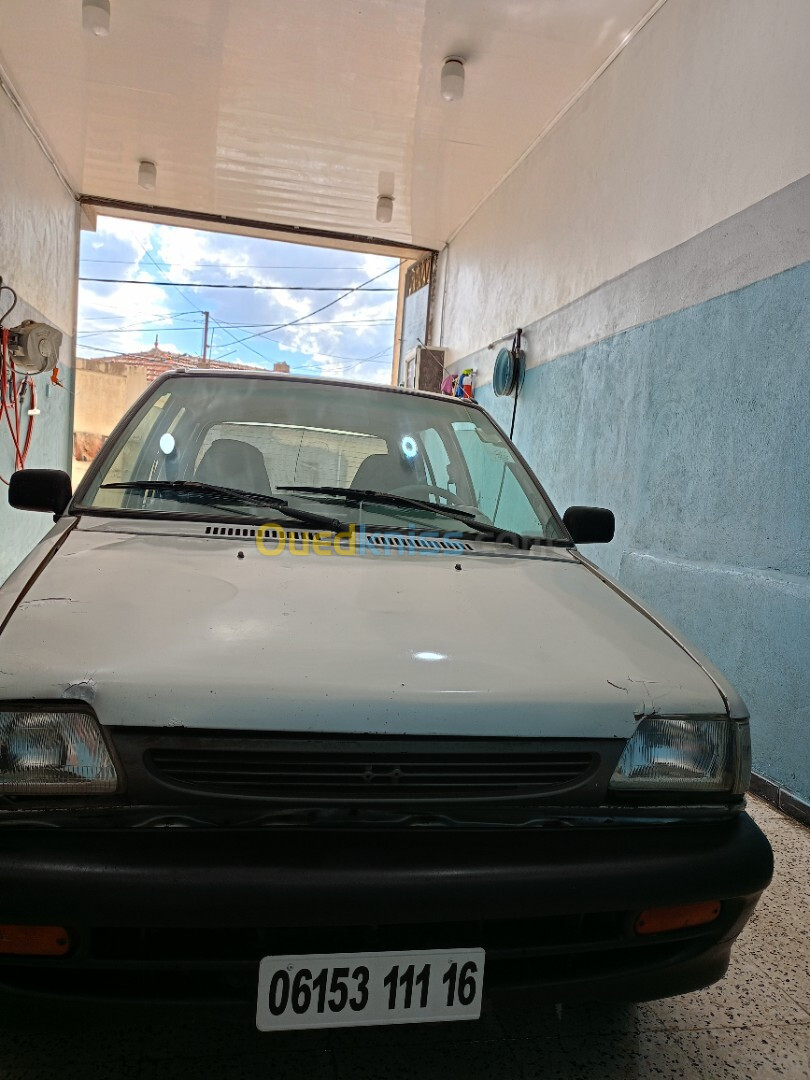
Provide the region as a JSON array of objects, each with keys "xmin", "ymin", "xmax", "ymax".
[{"xmin": 0, "ymin": 371, "xmax": 771, "ymax": 1029}]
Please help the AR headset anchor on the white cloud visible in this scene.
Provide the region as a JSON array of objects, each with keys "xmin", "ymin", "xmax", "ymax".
[{"xmin": 77, "ymin": 218, "xmax": 399, "ymax": 381}]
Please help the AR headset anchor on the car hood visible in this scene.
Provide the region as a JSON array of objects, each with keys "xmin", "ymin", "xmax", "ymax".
[{"xmin": 0, "ymin": 518, "xmax": 726, "ymax": 738}]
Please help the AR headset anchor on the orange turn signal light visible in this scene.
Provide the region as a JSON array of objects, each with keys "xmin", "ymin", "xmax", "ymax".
[
  {"xmin": 0, "ymin": 924, "xmax": 72, "ymax": 956},
  {"xmin": 635, "ymin": 901, "xmax": 722, "ymax": 936}
]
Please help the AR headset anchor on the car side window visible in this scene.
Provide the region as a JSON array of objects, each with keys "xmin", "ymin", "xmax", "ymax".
[
  {"xmin": 417, "ymin": 427, "xmax": 454, "ymax": 492},
  {"xmin": 453, "ymin": 423, "xmax": 547, "ymax": 534},
  {"xmin": 85, "ymin": 393, "xmax": 173, "ymax": 508}
]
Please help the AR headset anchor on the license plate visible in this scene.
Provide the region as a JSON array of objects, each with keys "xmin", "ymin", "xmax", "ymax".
[{"xmin": 256, "ymin": 948, "xmax": 485, "ymax": 1031}]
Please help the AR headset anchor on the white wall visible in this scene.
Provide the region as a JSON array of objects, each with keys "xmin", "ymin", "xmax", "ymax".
[
  {"xmin": 0, "ymin": 83, "xmax": 77, "ymax": 333},
  {"xmin": 432, "ymin": 0, "xmax": 810, "ymax": 804},
  {"xmin": 0, "ymin": 79, "xmax": 79, "ymax": 582},
  {"xmin": 437, "ymin": 0, "xmax": 810, "ymax": 361}
]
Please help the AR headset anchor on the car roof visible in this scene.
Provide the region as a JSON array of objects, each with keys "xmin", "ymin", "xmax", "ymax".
[{"xmin": 153, "ymin": 367, "xmax": 481, "ymax": 408}]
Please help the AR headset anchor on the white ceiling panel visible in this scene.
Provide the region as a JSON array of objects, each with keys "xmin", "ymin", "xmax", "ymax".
[{"xmin": 0, "ymin": 0, "xmax": 661, "ymax": 250}]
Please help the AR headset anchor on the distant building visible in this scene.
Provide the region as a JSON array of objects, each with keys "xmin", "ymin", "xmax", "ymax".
[{"xmin": 72, "ymin": 341, "xmax": 289, "ymax": 481}]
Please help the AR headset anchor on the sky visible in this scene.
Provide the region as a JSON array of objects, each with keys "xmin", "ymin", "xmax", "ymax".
[{"xmin": 77, "ymin": 216, "xmax": 400, "ymax": 384}]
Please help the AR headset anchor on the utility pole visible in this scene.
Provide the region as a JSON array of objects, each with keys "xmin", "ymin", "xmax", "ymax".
[{"xmin": 202, "ymin": 311, "xmax": 210, "ymax": 363}]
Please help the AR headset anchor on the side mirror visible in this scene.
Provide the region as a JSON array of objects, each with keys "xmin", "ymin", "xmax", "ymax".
[
  {"xmin": 8, "ymin": 469, "xmax": 72, "ymax": 515},
  {"xmin": 563, "ymin": 505, "xmax": 615, "ymax": 544}
]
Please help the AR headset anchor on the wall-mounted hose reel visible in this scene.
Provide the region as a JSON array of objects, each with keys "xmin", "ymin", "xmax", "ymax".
[
  {"xmin": 7, "ymin": 321, "xmax": 63, "ymax": 376},
  {"xmin": 0, "ymin": 277, "xmax": 64, "ymax": 483},
  {"xmin": 492, "ymin": 328, "xmax": 524, "ymax": 437}
]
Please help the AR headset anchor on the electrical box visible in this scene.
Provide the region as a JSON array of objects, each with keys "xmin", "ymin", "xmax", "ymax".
[{"xmin": 414, "ymin": 347, "xmax": 446, "ymax": 394}]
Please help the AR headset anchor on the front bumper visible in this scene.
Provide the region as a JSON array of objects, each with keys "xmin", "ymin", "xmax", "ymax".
[{"xmin": 0, "ymin": 812, "xmax": 772, "ymax": 1006}]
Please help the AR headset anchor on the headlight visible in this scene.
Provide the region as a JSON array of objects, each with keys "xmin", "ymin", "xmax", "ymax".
[
  {"xmin": 609, "ymin": 716, "xmax": 750, "ymax": 795},
  {"xmin": 0, "ymin": 709, "xmax": 119, "ymax": 795}
]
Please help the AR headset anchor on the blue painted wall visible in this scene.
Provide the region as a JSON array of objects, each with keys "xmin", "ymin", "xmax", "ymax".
[{"xmin": 478, "ymin": 260, "xmax": 810, "ymax": 802}]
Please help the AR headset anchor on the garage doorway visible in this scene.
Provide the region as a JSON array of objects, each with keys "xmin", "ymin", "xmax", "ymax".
[{"xmin": 73, "ymin": 214, "xmax": 426, "ymax": 484}]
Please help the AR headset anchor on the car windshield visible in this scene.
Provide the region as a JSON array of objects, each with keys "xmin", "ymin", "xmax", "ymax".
[{"xmin": 75, "ymin": 374, "xmax": 566, "ymax": 542}]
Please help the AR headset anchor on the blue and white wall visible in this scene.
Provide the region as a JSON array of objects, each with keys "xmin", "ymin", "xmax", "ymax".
[
  {"xmin": 0, "ymin": 77, "xmax": 79, "ymax": 583},
  {"xmin": 438, "ymin": 0, "xmax": 810, "ymax": 804}
]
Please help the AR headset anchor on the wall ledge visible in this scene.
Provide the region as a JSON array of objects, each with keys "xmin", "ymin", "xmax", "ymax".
[
  {"xmin": 750, "ymin": 773, "xmax": 810, "ymax": 829},
  {"xmin": 620, "ymin": 551, "xmax": 810, "ymax": 595},
  {"xmin": 445, "ymin": 173, "xmax": 810, "ymax": 380}
]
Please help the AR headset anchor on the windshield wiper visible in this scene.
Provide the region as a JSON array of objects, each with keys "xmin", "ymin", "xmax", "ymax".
[
  {"xmin": 278, "ymin": 484, "xmax": 511, "ymax": 540},
  {"xmin": 280, "ymin": 485, "xmax": 573, "ymax": 547},
  {"xmin": 98, "ymin": 481, "xmax": 344, "ymax": 532}
]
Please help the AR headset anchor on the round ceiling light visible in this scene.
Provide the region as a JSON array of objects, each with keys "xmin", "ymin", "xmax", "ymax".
[
  {"xmin": 441, "ymin": 57, "xmax": 465, "ymax": 102},
  {"xmin": 376, "ymin": 195, "xmax": 394, "ymax": 224},
  {"xmin": 82, "ymin": 0, "xmax": 111, "ymax": 36},
  {"xmin": 138, "ymin": 160, "xmax": 157, "ymax": 191}
]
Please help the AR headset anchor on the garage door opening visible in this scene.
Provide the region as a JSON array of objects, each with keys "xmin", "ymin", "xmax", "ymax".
[{"xmin": 73, "ymin": 215, "xmax": 409, "ymax": 484}]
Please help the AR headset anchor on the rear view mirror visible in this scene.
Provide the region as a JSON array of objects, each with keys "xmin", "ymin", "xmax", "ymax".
[
  {"xmin": 8, "ymin": 469, "xmax": 72, "ymax": 515},
  {"xmin": 563, "ymin": 505, "xmax": 615, "ymax": 544}
]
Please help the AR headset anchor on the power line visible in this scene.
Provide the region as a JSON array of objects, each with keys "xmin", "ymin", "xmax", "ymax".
[
  {"xmin": 75, "ymin": 342, "xmax": 176, "ymax": 356},
  {"xmin": 75, "ymin": 341, "xmax": 392, "ymax": 367},
  {"xmin": 77, "ymin": 318, "xmax": 396, "ymax": 336},
  {"xmin": 132, "ymin": 241, "xmax": 275, "ymax": 366},
  {"xmin": 319, "ymin": 346, "xmax": 391, "ymax": 364},
  {"xmin": 210, "ymin": 264, "xmax": 399, "ymax": 352},
  {"xmin": 81, "ymin": 241, "xmax": 399, "ymax": 367},
  {"xmin": 76, "ymin": 311, "xmax": 200, "ymax": 336},
  {"xmin": 74, "ymin": 341, "xmax": 262, "ymax": 361},
  {"xmin": 82, "ymin": 259, "xmax": 393, "ymax": 271},
  {"xmin": 216, "ymin": 318, "xmax": 395, "ymax": 328},
  {"xmin": 210, "ymin": 313, "xmax": 274, "ymax": 365},
  {"xmin": 75, "ymin": 308, "xmax": 199, "ymax": 322},
  {"xmin": 78, "ymin": 326, "xmax": 211, "ymax": 336},
  {"xmin": 79, "ymin": 278, "xmax": 397, "ymax": 292}
]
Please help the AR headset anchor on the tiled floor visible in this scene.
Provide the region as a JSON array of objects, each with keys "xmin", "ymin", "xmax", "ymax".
[{"xmin": 1, "ymin": 796, "xmax": 808, "ymax": 1079}]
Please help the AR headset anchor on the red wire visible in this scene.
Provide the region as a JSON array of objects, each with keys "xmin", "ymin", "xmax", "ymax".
[
  {"xmin": 22, "ymin": 381, "xmax": 36, "ymax": 460},
  {"xmin": 1, "ymin": 328, "xmax": 20, "ymax": 479},
  {"xmin": 0, "ymin": 326, "xmax": 36, "ymax": 483},
  {"xmin": 1, "ymin": 329, "xmax": 21, "ymax": 470},
  {"xmin": 0, "ymin": 329, "xmax": 11, "ymax": 483}
]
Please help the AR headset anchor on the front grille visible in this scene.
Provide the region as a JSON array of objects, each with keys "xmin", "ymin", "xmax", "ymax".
[
  {"xmin": 88, "ymin": 913, "xmax": 624, "ymax": 964},
  {"xmin": 146, "ymin": 738, "xmax": 598, "ymax": 804}
]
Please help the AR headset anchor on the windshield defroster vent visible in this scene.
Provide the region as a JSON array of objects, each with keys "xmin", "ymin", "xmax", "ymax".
[
  {"xmin": 205, "ymin": 525, "xmax": 261, "ymax": 538},
  {"xmin": 204, "ymin": 525, "xmax": 314, "ymax": 541},
  {"xmin": 363, "ymin": 534, "xmax": 474, "ymax": 553},
  {"xmin": 201, "ymin": 525, "xmax": 474, "ymax": 552}
]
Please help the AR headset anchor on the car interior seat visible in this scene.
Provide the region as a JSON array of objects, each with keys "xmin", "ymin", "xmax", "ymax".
[
  {"xmin": 350, "ymin": 451, "xmax": 427, "ymax": 491},
  {"xmin": 194, "ymin": 438, "xmax": 273, "ymax": 494}
]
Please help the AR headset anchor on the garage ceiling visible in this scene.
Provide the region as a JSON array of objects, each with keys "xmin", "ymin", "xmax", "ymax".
[{"xmin": 0, "ymin": 0, "xmax": 662, "ymax": 251}]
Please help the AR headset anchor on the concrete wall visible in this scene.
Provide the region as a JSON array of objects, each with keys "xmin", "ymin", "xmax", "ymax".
[
  {"xmin": 73, "ymin": 360, "xmax": 148, "ymax": 442},
  {"xmin": 72, "ymin": 358, "xmax": 149, "ymax": 470},
  {"xmin": 438, "ymin": 0, "xmax": 810, "ymax": 803},
  {"xmin": 0, "ymin": 80, "xmax": 79, "ymax": 583}
]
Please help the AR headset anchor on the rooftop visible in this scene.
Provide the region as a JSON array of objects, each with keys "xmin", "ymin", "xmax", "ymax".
[{"xmin": 76, "ymin": 339, "xmax": 288, "ymax": 383}]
